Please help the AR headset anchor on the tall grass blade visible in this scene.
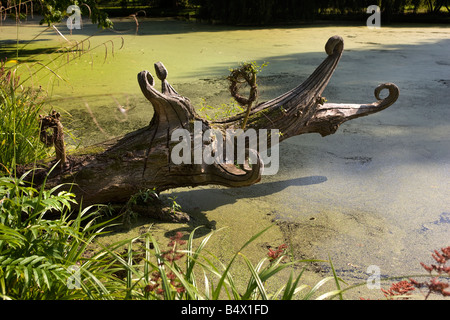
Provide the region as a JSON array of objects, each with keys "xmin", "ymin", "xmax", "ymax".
[
  {"xmin": 328, "ymin": 254, "xmax": 344, "ymax": 300},
  {"xmin": 125, "ymin": 240, "xmax": 133, "ymax": 299},
  {"xmin": 144, "ymin": 232, "xmax": 151, "ymax": 298},
  {"xmin": 148, "ymin": 233, "xmax": 171, "ymax": 300},
  {"xmin": 163, "ymin": 263, "xmax": 202, "ymax": 300},
  {"xmin": 203, "ymin": 269, "xmax": 211, "ymax": 300},
  {"xmin": 281, "ymin": 268, "xmax": 307, "ymax": 300},
  {"xmin": 240, "ymin": 253, "xmax": 268, "ymax": 300},
  {"xmin": 302, "ymin": 276, "xmax": 334, "ymax": 300},
  {"xmin": 316, "ymin": 289, "xmax": 346, "ymax": 300},
  {"xmin": 186, "ymin": 226, "xmax": 220, "ymax": 283}
]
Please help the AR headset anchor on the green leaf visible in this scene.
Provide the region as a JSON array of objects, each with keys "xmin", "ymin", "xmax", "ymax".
[
  {"xmin": 328, "ymin": 255, "xmax": 344, "ymax": 300},
  {"xmin": 240, "ymin": 253, "xmax": 268, "ymax": 300},
  {"xmin": 282, "ymin": 268, "xmax": 304, "ymax": 300},
  {"xmin": 316, "ymin": 289, "xmax": 346, "ymax": 300},
  {"xmin": 0, "ymin": 223, "xmax": 26, "ymax": 249},
  {"xmin": 19, "ymin": 255, "xmax": 46, "ymax": 266},
  {"xmin": 148, "ymin": 233, "xmax": 172, "ymax": 300},
  {"xmin": 303, "ymin": 276, "xmax": 335, "ymax": 300},
  {"xmin": 186, "ymin": 226, "xmax": 219, "ymax": 282},
  {"xmin": 164, "ymin": 263, "xmax": 202, "ymax": 300}
]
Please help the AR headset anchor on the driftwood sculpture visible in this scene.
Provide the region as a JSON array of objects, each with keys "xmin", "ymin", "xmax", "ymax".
[{"xmin": 29, "ymin": 35, "xmax": 399, "ymax": 209}]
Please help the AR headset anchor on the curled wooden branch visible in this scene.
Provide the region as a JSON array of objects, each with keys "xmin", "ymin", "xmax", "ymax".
[
  {"xmin": 310, "ymin": 82, "xmax": 400, "ymax": 136},
  {"xmin": 227, "ymin": 63, "xmax": 258, "ymax": 107},
  {"xmin": 227, "ymin": 63, "xmax": 259, "ymax": 130}
]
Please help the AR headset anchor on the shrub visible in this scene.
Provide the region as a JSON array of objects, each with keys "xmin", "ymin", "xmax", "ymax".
[{"xmin": 0, "ymin": 171, "xmax": 116, "ymax": 299}]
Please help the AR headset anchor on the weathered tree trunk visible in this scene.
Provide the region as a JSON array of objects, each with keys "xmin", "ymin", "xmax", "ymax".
[{"xmin": 27, "ymin": 35, "xmax": 399, "ymax": 207}]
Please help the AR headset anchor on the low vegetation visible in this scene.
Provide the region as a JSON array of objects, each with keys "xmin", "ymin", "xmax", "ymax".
[{"xmin": 1, "ymin": 171, "xmax": 449, "ymax": 300}]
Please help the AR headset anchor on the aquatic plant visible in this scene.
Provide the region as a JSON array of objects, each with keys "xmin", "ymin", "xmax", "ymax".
[
  {"xmin": 373, "ymin": 246, "xmax": 450, "ymax": 300},
  {"xmin": 351, "ymin": 246, "xmax": 450, "ymax": 300}
]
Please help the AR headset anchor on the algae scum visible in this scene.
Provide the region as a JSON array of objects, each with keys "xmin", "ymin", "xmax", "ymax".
[{"xmin": 2, "ymin": 17, "xmax": 449, "ymax": 298}]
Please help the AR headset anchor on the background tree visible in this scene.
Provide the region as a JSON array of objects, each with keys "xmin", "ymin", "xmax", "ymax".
[
  {"xmin": 197, "ymin": 0, "xmax": 448, "ymax": 24},
  {"xmin": 37, "ymin": 0, "xmax": 113, "ymax": 28}
]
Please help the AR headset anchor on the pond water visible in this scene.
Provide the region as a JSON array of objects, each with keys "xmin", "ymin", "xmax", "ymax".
[{"xmin": 2, "ymin": 17, "xmax": 449, "ymax": 298}]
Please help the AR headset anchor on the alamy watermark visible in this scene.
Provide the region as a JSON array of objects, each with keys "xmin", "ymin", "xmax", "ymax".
[
  {"xmin": 366, "ymin": 5, "xmax": 381, "ymax": 29},
  {"xmin": 66, "ymin": 264, "xmax": 81, "ymax": 289},
  {"xmin": 171, "ymin": 121, "xmax": 280, "ymax": 175},
  {"xmin": 66, "ymin": 5, "xmax": 82, "ymax": 30},
  {"xmin": 366, "ymin": 265, "xmax": 381, "ymax": 289}
]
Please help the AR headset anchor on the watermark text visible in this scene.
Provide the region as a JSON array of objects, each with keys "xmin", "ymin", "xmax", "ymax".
[
  {"xmin": 171, "ymin": 121, "xmax": 279, "ymax": 175},
  {"xmin": 67, "ymin": 5, "xmax": 82, "ymax": 30},
  {"xmin": 366, "ymin": 5, "xmax": 381, "ymax": 29}
]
